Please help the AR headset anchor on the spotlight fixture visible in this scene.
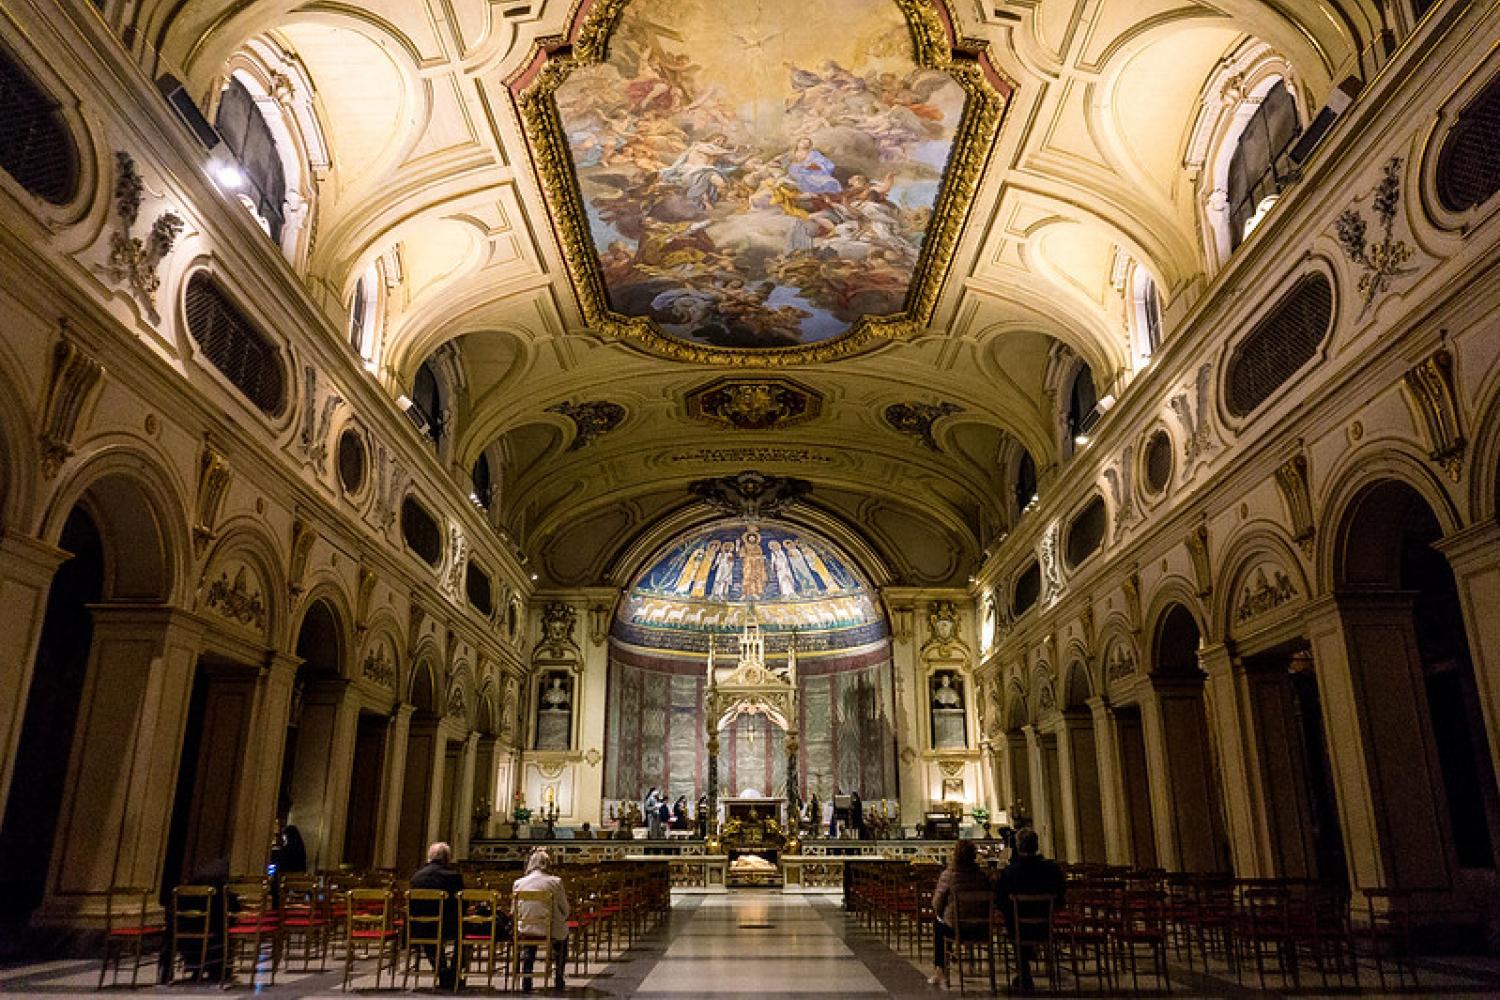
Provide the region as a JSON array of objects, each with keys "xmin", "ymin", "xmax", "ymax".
[
  {"xmin": 213, "ymin": 162, "xmax": 246, "ymax": 189},
  {"xmin": 1074, "ymin": 433, "xmax": 1091, "ymax": 447}
]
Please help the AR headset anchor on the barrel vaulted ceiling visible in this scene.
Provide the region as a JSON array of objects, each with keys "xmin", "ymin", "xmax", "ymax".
[{"xmin": 140, "ymin": 0, "xmax": 1383, "ymax": 587}]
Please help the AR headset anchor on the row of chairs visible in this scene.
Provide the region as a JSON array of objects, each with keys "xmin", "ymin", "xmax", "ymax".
[
  {"xmin": 97, "ymin": 861, "xmax": 671, "ymax": 991},
  {"xmin": 847, "ymin": 861, "xmax": 1425, "ymax": 994}
]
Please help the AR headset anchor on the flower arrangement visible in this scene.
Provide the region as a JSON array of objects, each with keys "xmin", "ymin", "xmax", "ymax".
[
  {"xmin": 970, "ymin": 806, "xmax": 990, "ymax": 826},
  {"xmin": 512, "ymin": 790, "xmax": 532, "ymax": 824}
]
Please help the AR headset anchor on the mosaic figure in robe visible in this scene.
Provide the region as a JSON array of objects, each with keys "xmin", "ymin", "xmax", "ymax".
[{"xmin": 768, "ymin": 540, "xmax": 799, "ymax": 596}]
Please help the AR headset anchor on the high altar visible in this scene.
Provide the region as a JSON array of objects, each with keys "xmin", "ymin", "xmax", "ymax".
[{"xmin": 705, "ymin": 609, "xmax": 799, "ymax": 885}]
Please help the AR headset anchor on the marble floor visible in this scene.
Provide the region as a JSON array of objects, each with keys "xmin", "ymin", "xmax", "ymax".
[{"xmin": 4, "ymin": 893, "xmax": 1500, "ymax": 998}]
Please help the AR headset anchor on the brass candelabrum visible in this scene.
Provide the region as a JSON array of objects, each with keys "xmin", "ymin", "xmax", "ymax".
[{"xmin": 540, "ymin": 800, "xmax": 560, "ymax": 839}]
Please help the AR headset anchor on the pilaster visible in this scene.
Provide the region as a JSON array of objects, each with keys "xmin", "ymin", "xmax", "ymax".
[{"xmin": 0, "ymin": 530, "xmax": 69, "ymax": 813}]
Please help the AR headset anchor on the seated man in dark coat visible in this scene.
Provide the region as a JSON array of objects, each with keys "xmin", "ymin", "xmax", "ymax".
[
  {"xmin": 410, "ymin": 841, "xmax": 465, "ymax": 989},
  {"xmin": 994, "ymin": 828, "xmax": 1066, "ymax": 991}
]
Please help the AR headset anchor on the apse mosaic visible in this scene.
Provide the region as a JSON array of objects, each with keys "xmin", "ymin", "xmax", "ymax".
[
  {"xmin": 515, "ymin": 0, "xmax": 1009, "ymax": 360},
  {"xmin": 616, "ymin": 521, "xmax": 887, "ymax": 652}
]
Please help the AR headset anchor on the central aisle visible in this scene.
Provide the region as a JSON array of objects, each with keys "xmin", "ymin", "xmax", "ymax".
[{"xmin": 630, "ymin": 893, "xmax": 911, "ymax": 997}]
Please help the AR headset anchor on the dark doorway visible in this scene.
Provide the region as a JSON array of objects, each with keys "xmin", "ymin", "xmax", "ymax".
[
  {"xmin": 342, "ymin": 712, "xmax": 387, "ymax": 869},
  {"xmin": 1290, "ymin": 662, "xmax": 1348, "ymax": 885},
  {"xmin": 1115, "ymin": 706, "xmax": 1158, "ymax": 867},
  {"xmin": 0, "ymin": 507, "xmax": 103, "ymax": 927}
]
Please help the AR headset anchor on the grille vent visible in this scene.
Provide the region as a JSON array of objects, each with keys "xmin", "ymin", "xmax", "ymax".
[
  {"xmin": 1012, "ymin": 561, "xmax": 1041, "ymax": 618},
  {"xmin": 466, "ymin": 564, "xmax": 493, "ymax": 616},
  {"xmin": 1225, "ymin": 273, "xmax": 1333, "ymax": 418},
  {"xmin": 1436, "ymin": 73, "xmax": 1500, "ymax": 214},
  {"xmin": 401, "ymin": 497, "xmax": 442, "ymax": 567},
  {"xmin": 1144, "ymin": 430, "xmax": 1173, "ymax": 495},
  {"xmin": 337, "ymin": 428, "xmax": 366, "ymax": 495},
  {"xmin": 184, "ymin": 274, "xmax": 287, "ymax": 415},
  {"xmin": 1065, "ymin": 497, "xmax": 1107, "ymax": 569},
  {"xmin": 0, "ymin": 48, "xmax": 79, "ymax": 205}
]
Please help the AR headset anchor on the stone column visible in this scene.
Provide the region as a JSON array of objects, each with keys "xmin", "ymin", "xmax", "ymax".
[
  {"xmin": 1304, "ymin": 593, "xmax": 1457, "ymax": 895},
  {"xmin": 375, "ymin": 703, "xmax": 414, "ymax": 868},
  {"xmin": 1086, "ymin": 697, "xmax": 1128, "ymax": 864},
  {"xmin": 38, "ymin": 606, "xmax": 204, "ymax": 927},
  {"xmin": 0, "ymin": 531, "xmax": 68, "ymax": 814},
  {"xmin": 228, "ymin": 652, "xmax": 300, "ymax": 878},
  {"xmin": 1200, "ymin": 644, "xmax": 1267, "ymax": 876},
  {"xmin": 288, "ymin": 679, "xmax": 361, "ymax": 872},
  {"xmin": 785, "ymin": 731, "xmax": 800, "ymax": 832},
  {"xmin": 454, "ymin": 732, "xmax": 479, "ymax": 857},
  {"xmin": 1236, "ymin": 652, "xmax": 1322, "ymax": 878},
  {"xmin": 1022, "ymin": 725, "xmax": 1052, "ymax": 853},
  {"xmin": 706, "ymin": 730, "xmax": 720, "ymax": 836},
  {"xmin": 1435, "ymin": 521, "xmax": 1500, "ymax": 786}
]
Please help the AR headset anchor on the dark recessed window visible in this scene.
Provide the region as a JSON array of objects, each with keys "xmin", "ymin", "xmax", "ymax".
[
  {"xmin": 349, "ymin": 276, "xmax": 368, "ymax": 353},
  {"xmin": 1140, "ymin": 277, "xmax": 1162, "ymax": 354},
  {"xmin": 1067, "ymin": 365, "xmax": 1098, "ymax": 441},
  {"xmin": 1065, "ymin": 496, "xmax": 1107, "ymax": 569},
  {"xmin": 400, "ymin": 496, "xmax": 442, "ymax": 567},
  {"xmin": 1014, "ymin": 449, "xmax": 1037, "ymax": 515},
  {"xmin": 466, "ymin": 563, "xmax": 493, "ymax": 616},
  {"xmin": 184, "ymin": 273, "xmax": 287, "ymax": 415},
  {"xmin": 410, "ymin": 360, "xmax": 444, "ymax": 446},
  {"xmin": 1225, "ymin": 272, "xmax": 1334, "ymax": 418},
  {"xmin": 1229, "ymin": 81, "xmax": 1300, "ymax": 248},
  {"xmin": 1435, "ymin": 72, "xmax": 1500, "ymax": 214},
  {"xmin": 0, "ymin": 46, "xmax": 80, "ymax": 205},
  {"xmin": 471, "ymin": 453, "xmax": 492, "ymax": 509},
  {"xmin": 214, "ymin": 78, "xmax": 286, "ymax": 242},
  {"xmin": 337, "ymin": 428, "xmax": 366, "ymax": 495},
  {"xmin": 1012, "ymin": 561, "xmax": 1041, "ymax": 618},
  {"xmin": 1143, "ymin": 429, "xmax": 1173, "ymax": 495}
]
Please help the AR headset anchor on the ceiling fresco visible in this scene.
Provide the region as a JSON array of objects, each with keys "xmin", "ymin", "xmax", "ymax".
[{"xmin": 514, "ymin": 0, "xmax": 1009, "ymax": 363}]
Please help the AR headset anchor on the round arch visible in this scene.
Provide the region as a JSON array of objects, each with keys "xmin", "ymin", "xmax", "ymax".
[
  {"xmin": 39, "ymin": 443, "xmax": 191, "ymax": 605},
  {"xmin": 1316, "ymin": 445, "xmax": 1463, "ymax": 593}
]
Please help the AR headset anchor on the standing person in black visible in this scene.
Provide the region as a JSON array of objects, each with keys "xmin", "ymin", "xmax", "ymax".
[
  {"xmin": 850, "ymin": 791, "xmax": 866, "ymax": 839},
  {"xmin": 994, "ymin": 828, "xmax": 1066, "ymax": 991},
  {"xmin": 411, "ymin": 841, "xmax": 465, "ymax": 989}
]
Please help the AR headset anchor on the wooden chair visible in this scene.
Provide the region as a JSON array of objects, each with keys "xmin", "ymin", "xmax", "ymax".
[
  {"xmin": 1008, "ymin": 893, "xmax": 1062, "ymax": 991},
  {"xmin": 168, "ymin": 885, "xmax": 218, "ymax": 983},
  {"xmin": 456, "ymin": 889, "xmax": 503, "ymax": 992},
  {"xmin": 1235, "ymin": 883, "xmax": 1297, "ymax": 990},
  {"xmin": 509, "ymin": 888, "xmax": 555, "ymax": 991},
  {"xmin": 402, "ymin": 887, "xmax": 450, "ymax": 989},
  {"xmin": 342, "ymin": 887, "xmax": 399, "ymax": 991},
  {"xmin": 949, "ymin": 888, "xmax": 999, "ymax": 995},
  {"xmin": 1117, "ymin": 887, "xmax": 1172, "ymax": 992},
  {"xmin": 97, "ymin": 886, "xmax": 164, "ymax": 989},
  {"xmin": 278, "ymin": 874, "xmax": 328, "ymax": 971},
  {"xmin": 1360, "ymin": 888, "xmax": 1420, "ymax": 989},
  {"xmin": 224, "ymin": 878, "xmax": 279, "ymax": 987}
]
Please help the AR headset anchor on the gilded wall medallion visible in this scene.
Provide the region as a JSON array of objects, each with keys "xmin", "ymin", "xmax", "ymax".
[
  {"xmin": 686, "ymin": 376, "xmax": 823, "ymax": 430},
  {"xmin": 510, "ymin": 0, "xmax": 1010, "ymax": 365}
]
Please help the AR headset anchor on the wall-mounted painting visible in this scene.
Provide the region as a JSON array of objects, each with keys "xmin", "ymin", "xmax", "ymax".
[{"xmin": 513, "ymin": 0, "xmax": 1010, "ymax": 363}]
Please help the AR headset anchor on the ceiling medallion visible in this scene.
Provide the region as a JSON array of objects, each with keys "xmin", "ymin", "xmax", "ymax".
[
  {"xmin": 510, "ymin": 0, "xmax": 1011, "ymax": 366},
  {"xmin": 686, "ymin": 376, "xmax": 824, "ymax": 430}
]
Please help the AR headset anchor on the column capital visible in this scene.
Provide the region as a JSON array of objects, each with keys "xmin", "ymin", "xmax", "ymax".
[
  {"xmin": 1197, "ymin": 642, "xmax": 1235, "ymax": 675},
  {"xmin": 1084, "ymin": 695, "xmax": 1113, "ymax": 715},
  {"xmin": 464, "ymin": 731, "xmax": 481, "ymax": 750},
  {"xmin": 392, "ymin": 702, "xmax": 417, "ymax": 723},
  {"xmin": 0, "ymin": 529, "xmax": 69, "ymax": 585},
  {"xmin": 1432, "ymin": 518, "xmax": 1500, "ymax": 568}
]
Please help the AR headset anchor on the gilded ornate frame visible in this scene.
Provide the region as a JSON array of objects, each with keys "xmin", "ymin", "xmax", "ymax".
[{"xmin": 509, "ymin": 0, "xmax": 1012, "ymax": 366}]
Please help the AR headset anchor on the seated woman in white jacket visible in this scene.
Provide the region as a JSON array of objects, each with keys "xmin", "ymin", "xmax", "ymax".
[{"xmin": 513, "ymin": 849, "xmax": 570, "ymax": 992}]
